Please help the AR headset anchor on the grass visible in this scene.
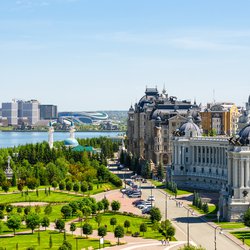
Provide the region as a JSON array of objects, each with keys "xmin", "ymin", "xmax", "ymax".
[
  {"xmin": 231, "ymin": 231, "xmax": 250, "ymax": 246},
  {"xmin": 0, "ymin": 204, "xmax": 78, "ymax": 235},
  {"xmin": 188, "ymin": 204, "xmax": 217, "ymax": 216},
  {"xmin": 0, "ymin": 191, "xmax": 83, "ymax": 204},
  {"xmin": 217, "ymin": 222, "xmax": 246, "ymax": 229},
  {"xmin": 0, "ymin": 230, "xmax": 111, "ymax": 249},
  {"xmin": 165, "ymin": 188, "xmax": 192, "ymax": 196},
  {"xmin": 76, "ymin": 212, "xmax": 167, "ymax": 240}
]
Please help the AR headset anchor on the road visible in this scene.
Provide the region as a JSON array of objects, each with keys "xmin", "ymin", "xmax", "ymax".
[{"xmin": 140, "ymin": 182, "xmax": 246, "ymax": 250}]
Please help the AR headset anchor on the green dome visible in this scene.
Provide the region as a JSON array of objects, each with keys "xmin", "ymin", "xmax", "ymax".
[{"xmin": 64, "ymin": 138, "xmax": 79, "ymax": 147}]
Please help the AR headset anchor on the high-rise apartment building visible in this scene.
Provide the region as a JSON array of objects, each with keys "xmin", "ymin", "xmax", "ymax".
[
  {"xmin": 40, "ymin": 105, "xmax": 58, "ymax": 120},
  {"xmin": 1, "ymin": 101, "xmax": 18, "ymax": 125},
  {"xmin": 18, "ymin": 100, "xmax": 40, "ymax": 125}
]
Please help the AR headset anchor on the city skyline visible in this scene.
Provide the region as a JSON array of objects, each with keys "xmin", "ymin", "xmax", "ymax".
[{"xmin": 0, "ymin": 0, "xmax": 250, "ymax": 110}]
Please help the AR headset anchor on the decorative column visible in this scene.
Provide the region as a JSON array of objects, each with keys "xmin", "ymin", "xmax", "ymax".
[
  {"xmin": 178, "ymin": 145, "xmax": 182, "ymax": 165},
  {"xmin": 182, "ymin": 146, "xmax": 185, "ymax": 165},
  {"xmin": 240, "ymin": 160, "xmax": 244, "ymax": 188},
  {"xmin": 200, "ymin": 146, "xmax": 203, "ymax": 165},
  {"xmin": 228, "ymin": 157, "xmax": 232, "ymax": 186},
  {"xmin": 204, "ymin": 146, "xmax": 207, "ymax": 165},
  {"xmin": 196, "ymin": 146, "xmax": 199, "ymax": 165},
  {"xmin": 192, "ymin": 146, "xmax": 195, "ymax": 165},
  {"xmin": 246, "ymin": 160, "xmax": 250, "ymax": 188},
  {"xmin": 233, "ymin": 158, "xmax": 238, "ymax": 188}
]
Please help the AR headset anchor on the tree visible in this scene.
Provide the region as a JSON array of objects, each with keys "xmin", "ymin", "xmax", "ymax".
[
  {"xmin": 66, "ymin": 181, "xmax": 72, "ymax": 192},
  {"xmin": 49, "ymin": 235, "xmax": 53, "ymax": 248},
  {"xmin": 166, "ymin": 225, "xmax": 175, "ymax": 240},
  {"xmin": 81, "ymin": 206, "xmax": 92, "ymax": 221},
  {"xmin": 24, "ymin": 206, "xmax": 31, "ymax": 215},
  {"xmin": 55, "ymin": 219, "xmax": 65, "ymax": 232},
  {"xmin": 97, "ymin": 201, "xmax": 104, "ymax": 212},
  {"xmin": 82, "ymin": 223, "xmax": 93, "ymax": 238},
  {"xmin": 111, "ymin": 200, "xmax": 121, "ymax": 212},
  {"xmin": 51, "ymin": 180, "xmax": 58, "ymax": 190},
  {"xmin": 17, "ymin": 181, "xmax": 25, "ymax": 192},
  {"xmin": 41, "ymin": 216, "xmax": 50, "ymax": 230},
  {"xmin": 59, "ymin": 181, "xmax": 65, "ymax": 190},
  {"xmin": 26, "ymin": 177, "xmax": 39, "ymax": 190},
  {"xmin": 70, "ymin": 222, "xmax": 76, "ymax": 235},
  {"xmin": 202, "ymin": 203, "xmax": 209, "ymax": 213},
  {"xmin": 95, "ymin": 213, "xmax": 102, "ymax": 227},
  {"xmin": 139, "ymin": 223, "xmax": 147, "ymax": 236},
  {"xmin": 98, "ymin": 226, "xmax": 107, "ymax": 237},
  {"xmin": 101, "ymin": 197, "xmax": 109, "ymax": 212},
  {"xmin": 149, "ymin": 207, "xmax": 162, "ymax": 222},
  {"xmin": 59, "ymin": 240, "xmax": 72, "ymax": 250},
  {"xmin": 157, "ymin": 162, "xmax": 164, "ymax": 181},
  {"xmin": 7, "ymin": 214, "xmax": 22, "ymax": 235},
  {"xmin": 26, "ymin": 213, "xmax": 40, "ymax": 233},
  {"xmin": 243, "ymin": 208, "xmax": 250, "ymax": 227},
  {"xmin": 124, "ymin": 220, "xmax": 130, "ymax": 233},
  {"xmin": 114, "ymin": 225, "xmax": 124, "ymax": 245},
  {"xmin": 80, "ymin": 181, "xmax": 88, "ymax": 193},
  {"xmin": 44, "ymin": 204, "xmax": 52, "ymax": 215},
  {"xmin": 2, "ymin": 181, "xmax": 10, "ymax": 193},
  {"xmin": 12, "ymin": 172, "xmax": 17, "ymax": 187},
  {"xmin": 73, "ymin": 183, "xmax": 79, "ymax": 193},
  {"xmin": 110, "ymin": 217, "xmax": 117, "ymax": 230},
  {"xmin": 61, "ymin": 205, "xmax": 72, "ymax": 220}
]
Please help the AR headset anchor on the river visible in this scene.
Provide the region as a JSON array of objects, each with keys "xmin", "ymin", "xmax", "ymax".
[{"xmin": 0, "ymin": 131, "xmax": 123, "ymax": 148}]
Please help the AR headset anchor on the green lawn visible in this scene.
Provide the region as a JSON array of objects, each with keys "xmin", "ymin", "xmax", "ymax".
[
  {"xmin": 231, "ymin": 231, "xmax": 250, "ymax": 246},
  {"xmin": 165, "ymin": 188, "xmax": 192, "ymax": 196},
  {"xmin": 217, "ymin": 222, "xmax": 246, "ymax": 229},
  {"xmin": 0, "ymin": 230, "xmax": 110, "ymax": 250},
  {"xmin": 76, "ymin": 212, "xmax": 167, "ymax": 240},
  {"xmin": 188, "ymin": 204, "xmax": 217, "ymax": 216},
  {"xmin": 0, "ymin": 191, "xmax": 83, "ymax": 204},
  {"xmin": 0, "ymin": 204, "xmax": 77, "ymax": 235}
]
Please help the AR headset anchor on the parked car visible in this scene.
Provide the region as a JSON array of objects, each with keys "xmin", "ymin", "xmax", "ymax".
[
  {"xmin": 132, "ymin": 199, "xmax": 144, "ymax": 205},
  {"xmin": 142, "ymin": 206, "xmax": 153, "ymax": 214},
  {"xmin": 147, "ymin": 195, "xmax": 155, "ymax": 201},
  {"xmin": 129, "ymin": 193, "xmax": 141, "ymax": 198},
  {"xmin": 142, "ymin": 179, "xmax": 147, "ymax": 183}
]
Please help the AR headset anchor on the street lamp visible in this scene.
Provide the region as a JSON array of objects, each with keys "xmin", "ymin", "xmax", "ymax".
[
  {"xmin": 214, "ymin": 226, "xmax": 222, "ymax": 250},
  {"xmin": 186, "ymin": 207, "xmax": 194, "ymax": 247}
]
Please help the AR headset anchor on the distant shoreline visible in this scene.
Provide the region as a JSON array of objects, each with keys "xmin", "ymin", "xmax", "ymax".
[{"xmin": 0, "ymin": 130, "xmax": 126, "ymax": 133}]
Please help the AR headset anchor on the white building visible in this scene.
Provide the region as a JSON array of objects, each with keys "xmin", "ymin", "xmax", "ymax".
[
  {"xmin": 172, "ymin": 117, "xmax": 250, "ymax": 221},
  {"xmin": 172, "ymin": 116, "xmax": 228, "ymax": 191}
]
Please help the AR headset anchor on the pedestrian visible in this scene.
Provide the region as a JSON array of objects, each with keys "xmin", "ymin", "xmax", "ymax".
[
  {"xmin": 164, "ymin": 239, "xmax": 166, "ymax": 245},
  {"xmin": 161, "ymin": 239, "xmax": 164, "ymax": 245},
  {"xmin": 167, "ymin": 239, "xmax": 169, "ymax": 246}
]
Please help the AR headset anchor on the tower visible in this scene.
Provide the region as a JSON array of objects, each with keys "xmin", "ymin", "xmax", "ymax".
[
  {"xmin": 48, "ymin": 121, "xmax": 54, "ymax": 149},
  {"xmin": 69, "ymin": 120, "xmax": 75, "ymax": 139}
]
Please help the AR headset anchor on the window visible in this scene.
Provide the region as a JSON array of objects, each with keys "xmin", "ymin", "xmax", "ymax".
[
  {"xmin": 193, "ymin": 167, "xmax": 196, "ymax": 173},
  {"xmin": 186, "ymin": 148, "xmax": 188, "ymax": 153},
  {"xmin": 186, "ymin": 157, "xmax": 188, "ymax": 162},
  {"xmin": 202, "ymin": 168, "xmax": 204, "ymax": 173},
  {"xmin": 209, "ymin": 168, "xmax": 211, "ymax": 173}
]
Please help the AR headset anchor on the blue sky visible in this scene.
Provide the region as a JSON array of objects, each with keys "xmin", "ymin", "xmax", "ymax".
[{"xmin": 0, "ymin": 0, "xmax": 250, "ymax": 111}]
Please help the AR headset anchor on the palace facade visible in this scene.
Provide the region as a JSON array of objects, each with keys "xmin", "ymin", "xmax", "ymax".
[{"xmin": 127, "ymin": 87, "xmax": 200, "ymax": 167}]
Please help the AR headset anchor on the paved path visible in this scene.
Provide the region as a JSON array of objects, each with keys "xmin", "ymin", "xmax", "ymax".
[{"xmin": 138, "ymin": 182, "xmax": 248, "ymax": 250}]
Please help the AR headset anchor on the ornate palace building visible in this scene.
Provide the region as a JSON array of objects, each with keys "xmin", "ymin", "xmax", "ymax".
[
  {"xmin": 127, "ymin": 87, "xmax": 200, "ymax": 168},
  {"xmin": 172, "ymin": 116, "xmax": 250, "ymax": 221}
]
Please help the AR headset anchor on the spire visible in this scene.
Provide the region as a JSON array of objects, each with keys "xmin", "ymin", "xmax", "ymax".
[
  {"xmin": 162, "ymin": 83, "xmax": 166, "ymax": 94},
  {"xmin": 70, "ymin": 120, "xmax": 75, "ymax": 139},
  {"xmin": 48, "ymin": 120, "xmax": 54, "ymax": 149},
  {"xmin": 194, "ymin": 98, "xmax": 197, "ymax": 105}
]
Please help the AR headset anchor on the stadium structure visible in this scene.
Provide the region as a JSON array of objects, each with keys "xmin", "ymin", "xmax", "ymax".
[{"xmin": 58, "ymin": 111, "xmax": 108, "ymax": 124}]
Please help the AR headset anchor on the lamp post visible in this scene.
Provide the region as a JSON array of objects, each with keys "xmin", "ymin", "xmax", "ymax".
[
  {"xmin": 214, "ymin": 226, "xmax": 222, "ymax": 250},
  {"xmin": 186, "ymin": 207, "xmax": 194, "ymax": 247}
]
